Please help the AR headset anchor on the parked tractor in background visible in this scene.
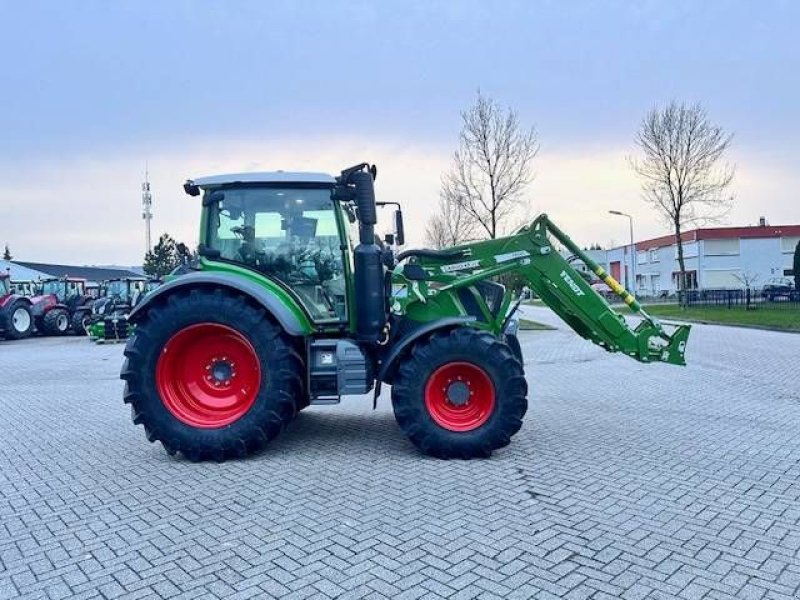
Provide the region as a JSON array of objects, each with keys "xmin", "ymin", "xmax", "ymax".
[
  {"xmin": 88, "ymin": 277, "xmax": 150, "ymax": 341},
  {"xmin": 121, "ymin": 163, "xmax": 690, "ymax": 462},
  {"xmin": 10, "ymin": 280, "xmax": 37, "ymax": 297},
  {"xmin": 0, "ymin": 273, "xmax": 34, "ymax": 340},
  {"xmin": 31, "ymin": 277, "xmax": 93, "ymax": 336}
]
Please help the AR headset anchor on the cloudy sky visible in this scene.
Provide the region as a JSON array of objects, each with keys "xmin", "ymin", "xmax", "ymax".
[{"xmin": 1, "ymin": 1, "xmax": 797, "ymax": 264}]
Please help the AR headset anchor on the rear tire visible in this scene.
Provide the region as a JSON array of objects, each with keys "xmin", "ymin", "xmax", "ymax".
[
  {"xmin": 3, "ymin": 301, "xmax": 33, "ymax": 340},
  {"xmin": 120, "ymin": 288, "xmax": 304, "ymax": 461},
  {"xmin": 43, "ymin": 308, "xmax": 70, "ymax": 336},
  {"xmin": 391, "ymin": 327, "xmax": 528, "ymax": 459}
]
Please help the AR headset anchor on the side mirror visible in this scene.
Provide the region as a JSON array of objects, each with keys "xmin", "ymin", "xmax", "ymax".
[
  {"xmin": 394, "ymin": 209, "xmax": 405, "ymax": 246},
  {"xmin": 184, "ymin": 181, "xmax": 200, "ymax": 196}
]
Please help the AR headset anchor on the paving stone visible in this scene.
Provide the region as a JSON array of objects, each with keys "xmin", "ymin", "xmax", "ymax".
[{"xmin": 1, "ymin": 316, "xmax": 799, "ymax": 599}]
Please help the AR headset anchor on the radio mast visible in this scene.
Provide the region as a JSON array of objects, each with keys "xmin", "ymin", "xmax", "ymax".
[{"xmin": 142, "ymin": 167, "xmax": 153, "ymax": 253}]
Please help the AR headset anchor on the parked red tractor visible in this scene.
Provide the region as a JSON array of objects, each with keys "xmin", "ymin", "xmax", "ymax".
[
  {"xmin": 0, "ymin": 273, "xmax": 34, "ymax": 340},
  {"xmin": 30, "ymin": 277, "xmax": 94, "ymax": 336}
]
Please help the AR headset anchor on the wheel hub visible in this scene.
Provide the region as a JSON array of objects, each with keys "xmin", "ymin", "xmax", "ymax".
[
  {"xmin": 445, "ymin": 380, "xmax": 470, "ymax": 406},
  {"xmin": 12, "ymin": 308, "xmax": 30, "ymax": 332},
  {"xmin": 424, "ymin": 362, "xmax": 496, "ymax": 432},
  {"xmin": 208, "ymin": 359, "xmax": 234, "ymax": 386},
  {"xmin": 156, "ymin": 323, "xmax": 261, "ymax": 428}
]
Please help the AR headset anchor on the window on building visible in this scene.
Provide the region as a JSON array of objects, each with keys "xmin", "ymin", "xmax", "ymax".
[
  {"xmin": 704, "ymin": 269, "xmax": 743, "ymax": 289},
  {"xmin": 637, "ymin": 251, "xmax": 647, "ymax": 265},
  {"xmin": 704, "ymin": 238, "xmax": 740, "ymax": 256},
  {"xmin": 675, "ymin": 241, "xmax": 699, "ymax": 258},
  {"xmin": 672, "ymin": 270, "xmax": 698, "ymax": 290},
  {"xmin": 651, "ymin": 274, "xmax": 661, "ymax": 292},
  {"xmin": 785, "ymin": 269, "xmax": 796, "ymax": 277},
  {"xmin": 781, "ymin": 236, "xmax": 800, "ymax": 253},
  {"xmin": 649, "ymin": 248, "xmax": 660, "ymax": 263}
]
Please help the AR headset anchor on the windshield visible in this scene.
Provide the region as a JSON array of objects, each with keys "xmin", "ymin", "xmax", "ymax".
[
  {"xmin": 41, "ymin": 281, "xmax": 65, "ymax": 298},
  {"xmin": 106, "ymin": 280, "xmax": 128, "ymax": 298},
  {"xmin": 42, "ymin": 280, "xmax": 83, "ymax": 300},
  {"xmin": 207, "ymin": 186, "xmax": 346, "ymax": 321}
]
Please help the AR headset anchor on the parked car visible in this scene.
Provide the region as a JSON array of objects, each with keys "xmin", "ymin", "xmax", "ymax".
[{"xmin": 762, "ymin": 277, "xmax": 795, "ymax": 302}]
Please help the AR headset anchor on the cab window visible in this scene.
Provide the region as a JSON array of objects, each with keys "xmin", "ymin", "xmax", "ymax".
[{"xmin": 207, "ymin": 186, "xmax": 347, "ymax": 322}]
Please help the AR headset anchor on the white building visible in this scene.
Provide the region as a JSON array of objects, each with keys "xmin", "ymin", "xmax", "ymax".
[{"xmin": 595, "ymin": 223, "xmax": 800, "ymax": 295}]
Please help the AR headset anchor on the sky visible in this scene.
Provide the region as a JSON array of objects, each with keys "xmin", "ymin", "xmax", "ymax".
[{"xmin": 0, "ymin": 1, "xmax": 798, "ymax": 264}]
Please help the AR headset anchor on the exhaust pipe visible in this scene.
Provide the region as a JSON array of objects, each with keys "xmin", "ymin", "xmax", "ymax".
[{"xmin": 337, "ymin": 164, "xmax": 385, "ymax": 343}]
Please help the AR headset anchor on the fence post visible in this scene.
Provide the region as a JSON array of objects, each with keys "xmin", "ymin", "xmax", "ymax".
[{"xmin": 746, "ymin": 287, "xmax": 751, "ymax": 310}]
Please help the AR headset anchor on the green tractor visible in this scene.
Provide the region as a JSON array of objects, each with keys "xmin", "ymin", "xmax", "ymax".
[
  {"xmin": 87, "ymin": 277, "xmax": 149, "ymax": 341},
  {"xmin": 121, "ymin": 164, "xmax": 690, "ymax": 461}
]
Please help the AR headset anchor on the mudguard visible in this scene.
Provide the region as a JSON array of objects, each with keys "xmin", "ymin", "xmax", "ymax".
[
  {"xmin": 378, "ymin": 316, "xmax": 475, "ymax": 383},
  {"xmin": 127, "ymin": 271, "xmax": 309, "ymax": 336}
]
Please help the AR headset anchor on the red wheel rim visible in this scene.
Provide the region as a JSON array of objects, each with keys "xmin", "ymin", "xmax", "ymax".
[
  {"xmin": 156, "ymin": 323, "xmax": 261, "ymax": 428},
  {"xmin": 424, "ymin": 362, "xmax": 496, "ymax": 432}
]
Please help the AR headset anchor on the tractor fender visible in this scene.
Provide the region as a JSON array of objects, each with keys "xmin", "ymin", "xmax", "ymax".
[
  {"xmin": 0, "ymin": 294, "xmax": 31, "ymax": 311},
  {"xmin": 127, "ymin": 272, "xmax": 308, "ymax": 336},
  {"xmin": 378, "ymin": 317, "xmax": 475, "ymax": 383}
]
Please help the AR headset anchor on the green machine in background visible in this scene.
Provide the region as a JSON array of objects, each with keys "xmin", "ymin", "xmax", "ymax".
[
  {"xmin": 88, "ymin": 278, "xmax": 158, "ymax": 342},
  {"xmin": 121, "ymin": 163, "xmax": 690, "ymax": 462}
]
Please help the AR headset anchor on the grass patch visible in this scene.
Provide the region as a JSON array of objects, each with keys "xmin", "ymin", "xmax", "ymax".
[
  {"xmin": 518, "ymin": 318, "xmax": 555, "ymax": 331},
  {"xmin": 644, "ymin": 303, "xmax": 800, "ymax": 332}
]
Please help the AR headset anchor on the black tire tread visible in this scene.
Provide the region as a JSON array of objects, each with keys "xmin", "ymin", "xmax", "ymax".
[
  {"xmin": 43, "ymin": 308, "xmax": 69, "ymax": 336},
  {"xmin": 120, "ymin": 288, "xmax": 303, "ymax": 461},
  {"xmin": 391, "ymin": 327, "xmax": 528, "ymax": 459},
  {"xmin": 3, "ymin": 300, "xmax": 33, "ymax": 340},
  {"xmin": 71, "ymin": 310, "xmax": 89, "ymax": 336}
]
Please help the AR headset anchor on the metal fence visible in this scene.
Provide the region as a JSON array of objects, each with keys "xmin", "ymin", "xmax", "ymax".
[{"xmin": 646, "ymin": 288, "xmax": 800, "ymax": 310}]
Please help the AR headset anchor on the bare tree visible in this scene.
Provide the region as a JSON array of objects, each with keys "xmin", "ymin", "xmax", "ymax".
[
  {"xmin": 425, "ymin": 189, "xmax": 476, "ymax": 249},
  {"xmin": 631, "ymin": 101, "xmax": 735, "ymax": 295},
  {"xmin": 440, "ymin": 92, "xmax": 538, "ymax": 240},
  {"xmin": 732, "ymin": 271, "xmax": 759, "ymax": 288}
]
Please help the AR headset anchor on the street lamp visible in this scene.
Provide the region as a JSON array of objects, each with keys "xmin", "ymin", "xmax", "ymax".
[{"xmin": 609, "ymin": 210, "xmax": 635, "ymax": 291}]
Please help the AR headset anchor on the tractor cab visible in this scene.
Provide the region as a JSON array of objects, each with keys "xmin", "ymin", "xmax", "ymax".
[
  {"xmin": 39, "ymin": 277, "xmax": 88, "ymax": 309},
  {"xmin": 188, "ymin": 172, "xmax": 357, "ymax": 325},
  {"xmin": 186, "ymin": 168, "xmax": 404, "ymax": 334},
  {"xmin": 11, "ymin": 280, "xmax": 36, "ymax": 297},
  {"xmin": 105, "ymin": 278, "xmax": 147, "ymax": 305}
]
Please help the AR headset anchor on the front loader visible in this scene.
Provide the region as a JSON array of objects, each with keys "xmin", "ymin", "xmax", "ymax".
[{"xmin": 121, "ymin": 163, "xmax": 690, "ymax": 461}]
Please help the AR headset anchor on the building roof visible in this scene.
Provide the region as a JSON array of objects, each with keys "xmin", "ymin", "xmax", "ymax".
[
  {"xmin": 190, "ymin": 171, "xmax": 336, "ymax": 188},
  {"xmin": 9, "ymin": 261, "xmax": 144, "ymax": 281},
  {"xmin": 634, "ymin": 224, "xmax": 800, "ymax": 251}
]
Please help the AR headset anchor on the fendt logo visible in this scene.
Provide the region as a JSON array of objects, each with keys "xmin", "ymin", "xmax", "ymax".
[{"xmin": 559, "ymin": 270, "xmax": 585, "ymax": 296}]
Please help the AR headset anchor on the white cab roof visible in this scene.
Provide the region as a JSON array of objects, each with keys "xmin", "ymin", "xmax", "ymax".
[{"xmin": 191, "ymin": 171, "xmax": 336, "ymax": 187}]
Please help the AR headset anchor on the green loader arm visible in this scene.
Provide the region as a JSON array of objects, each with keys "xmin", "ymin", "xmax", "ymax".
[{"xmin": 396, "ymin": 214, "xmax": 690, "ymax": 366}]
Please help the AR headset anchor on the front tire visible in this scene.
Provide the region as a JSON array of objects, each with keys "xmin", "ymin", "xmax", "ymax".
[
  {"xmin": 43, "ymin": 308, "xmax": 70, "ymax": 336},
  {"xmin": 3, "ymin": 301, "xmax": 33, "ymax": 340},
  {"xmin": 71, "ymin": 310, "xmax": 90, "ymax": 336},
  {"xmin": 391, "ymin": 327, "xmax": 528, "ymax": 459},
  {"xmin": 120, "ymin": 289, "xmax": 304, "ymax": 461}
]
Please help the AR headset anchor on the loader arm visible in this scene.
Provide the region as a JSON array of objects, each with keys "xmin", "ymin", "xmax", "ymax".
[{"xmin": 392, "ymin": 214, "xmax": 689, "ymax": 366}]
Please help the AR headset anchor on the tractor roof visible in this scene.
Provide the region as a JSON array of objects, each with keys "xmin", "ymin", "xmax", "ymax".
[
  {"xmin": 41, "ymin": 276, "xmax": 87, "ymax": 283},
  {"xmin": 191, "ymin": 171, "xmax": 336, "ymax": 188}
]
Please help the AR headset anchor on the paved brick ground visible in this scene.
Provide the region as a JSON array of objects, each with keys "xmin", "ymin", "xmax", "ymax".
[{"xmin": 1, "ymin": 312, "xmax": 799, "ymax": 599}]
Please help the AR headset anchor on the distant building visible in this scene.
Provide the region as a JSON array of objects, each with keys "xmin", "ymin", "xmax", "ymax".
[
  {"xmin": 0, "ymin": 260, "xmax": 144, "ymax": 288},
  {"xmin": 588, "ymin": 223, "xmax": 800, "ymax": 295}
]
